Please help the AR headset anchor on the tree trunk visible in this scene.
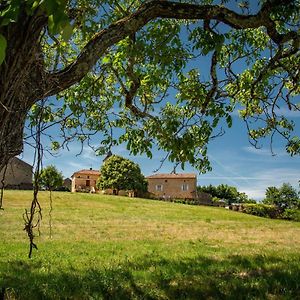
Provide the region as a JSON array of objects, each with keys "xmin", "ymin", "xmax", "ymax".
[
  {"xmin": 0, "ymin": 109, "xmax": 27, "ymax": 171},
  {"xmin": 0, "ymin": 8, "xmax": 47, "ymax": 170}
]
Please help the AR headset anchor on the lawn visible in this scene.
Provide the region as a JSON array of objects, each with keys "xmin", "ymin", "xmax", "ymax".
[{"xmin": 0, "ymin": 190, "xmax": 299, "ymax": 299}]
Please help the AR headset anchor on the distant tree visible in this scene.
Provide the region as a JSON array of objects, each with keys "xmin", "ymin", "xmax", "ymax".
[
  {"xmin": 197, "ymin": 184, "xmax": 253, "ymax": 204},
  {"xmin": 39, "ymin": 165, "xmax": 64, "ymax": 191},
  {"xmin": 215, "ymin": 184, "xmax": 238, "ymax": 204},
  {"xmin": 197, "ymin": 184, "xmax": 217, "ymax": 196},
  {"xmin": 264, "ymin": 186, "xmax": 280, "ymax": 204},
  {"xmin": 39, "ymin": 165, "xmax": 64, "ymax": 239},
  {"xmin": 97, "ymin": 155, "xmax": 147, "ymax": 195},
  {"xmin": 236, "ymin": 192, "xmax": 256, "ymax": 204},
  {"xmin": 263, "ymin": 183, "xmax": 299, "ymax": 210}
]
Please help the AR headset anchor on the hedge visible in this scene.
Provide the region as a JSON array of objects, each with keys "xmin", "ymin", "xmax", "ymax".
[{"xmin": 242, "ymin": 204, "xmax": 281, "ymax": 219}]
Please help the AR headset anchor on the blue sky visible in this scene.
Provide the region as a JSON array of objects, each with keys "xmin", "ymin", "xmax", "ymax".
[{"xmin": 19, "ymin": 109, "xmax": 300, "ymax": 201}]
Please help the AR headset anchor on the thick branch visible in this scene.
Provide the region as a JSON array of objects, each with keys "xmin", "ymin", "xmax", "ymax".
[
  {"xmin": 43, "ymin": 0, "xmax": 299, "ymax": 97},
  {"xmin": 201, "ymin": 50, "xmax": 218, "ymax": 114}
]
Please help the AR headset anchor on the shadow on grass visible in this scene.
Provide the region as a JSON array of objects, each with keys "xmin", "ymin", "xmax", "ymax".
[{"xmin": 1, "ymin": 254, "xmax": 299, "ymax": 300}]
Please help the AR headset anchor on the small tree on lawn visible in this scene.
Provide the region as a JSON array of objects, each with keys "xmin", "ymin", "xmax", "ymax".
[
  {"xmin": 97, "ymin": 155, "xmax": 147, "ymax": 195},
  {"xmin": 39, "ymin": 165, "xmax": 64, "ymax": 191},
  {"xmin": 39, "ymin": 165, "xmax": 63, "ymax": 238}
]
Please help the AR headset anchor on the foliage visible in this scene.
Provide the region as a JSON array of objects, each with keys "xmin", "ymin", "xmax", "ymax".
[
  {"xmin": 242, "ymin": 203, "xmax": 281, "ymax": 219},
  {"xmin": 0, "ymin": 0, "xmax": 71, "ymax": 41},
  {"xmin": 264, "ymin": 186, "xmax": 281, "ymax": 204},
  {"xmin": 1, "ymin": 191, "xmax": 300, "ymax": 299},
  {"xmin": 282, "ymin": 208, "xmax": 300, "ymax": 222},
  {"xmin": 197, "ymin": 184, "xmax": 254, "ymax": 205},
  {"xmin": 263, "ymin": 183, "xmax": 300, "ymax": 210},
  {"xmin": 39, "ymin": 165, "xmax": 63, "ymax": 191},
  {"xmin": 97, "ymin": 155, "xmax": 147, "ymax": 194},
  {"xmin": 0, "ymin": 0, "xmax": 299, "ymax": 172}
]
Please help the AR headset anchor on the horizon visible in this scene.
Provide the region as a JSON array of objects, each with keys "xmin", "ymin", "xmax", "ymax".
[{"xmin": 19, "ymin": 111, "xmax": 300, "ymax": 201}]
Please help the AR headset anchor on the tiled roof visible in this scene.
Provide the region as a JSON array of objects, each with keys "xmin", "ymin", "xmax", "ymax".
[
  {"xmin": 146, "ymin": 173, "xmax": 196, "ymax": 179},
  {"xmin": 71, "ymin": 169, "xmax": 100, "ymax": 177}
]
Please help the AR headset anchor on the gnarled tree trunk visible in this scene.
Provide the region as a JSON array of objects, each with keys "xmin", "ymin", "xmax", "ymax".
[{"xmin": 0, "ymin": 7, "xmax": 46, "ymax": 170}]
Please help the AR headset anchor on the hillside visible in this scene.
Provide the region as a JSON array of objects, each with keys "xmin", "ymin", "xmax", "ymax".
[{"xmin": 1, "ymin": 191, "xmax": 300, "ymax": 299}]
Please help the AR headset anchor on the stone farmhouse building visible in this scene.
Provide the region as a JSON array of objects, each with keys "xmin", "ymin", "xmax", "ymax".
[
  {"xmin": 0, "ymin": 157, "xmax": 33, "ymax": 189},
  {"xmin": 70, "ymin": 168, "xmax": 198, "ymax": 200},
  {"xmin": 63, "ymin": 178, "xmax": 72, "ymax": 190},
  {"xmin": 146, "ymin": 173, "xmax": 197, "ymax": 199},
  {"xmin": 71, "ymin": 168, "xmax": 100, "ymax": 193}
]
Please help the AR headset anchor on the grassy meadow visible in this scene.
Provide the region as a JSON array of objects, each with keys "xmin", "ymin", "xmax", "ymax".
[{"xmin": 0, "ymin": 190, "xmax": 299, "ymax": 299}]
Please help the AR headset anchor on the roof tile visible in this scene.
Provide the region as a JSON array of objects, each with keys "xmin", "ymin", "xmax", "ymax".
[
  {"xmin": 146, "ymin": 173, "xmax": 196, "ymax": 179},
  {"xmin": 72, "ymin": 169, "xmax": 100, "ymax": 177}
]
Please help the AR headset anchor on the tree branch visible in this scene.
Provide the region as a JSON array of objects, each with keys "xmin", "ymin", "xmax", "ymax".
[{"xmin": 43, "ymin": 0, "xmax": 299, "ymax": 99}]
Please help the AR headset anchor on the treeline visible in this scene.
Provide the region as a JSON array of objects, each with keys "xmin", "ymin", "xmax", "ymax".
[
  {"xmin": 197, "ymin": 184, "xmax": 256, "ymax": 205},
  {"xmin": 197, "ymin": 183, "xmax": 300, "ymax": 222}
]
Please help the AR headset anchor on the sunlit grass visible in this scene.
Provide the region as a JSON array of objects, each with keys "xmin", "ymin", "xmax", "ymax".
[{"xmin": 1, "ymin": 190, "xmax": 299, "ymax": 299}]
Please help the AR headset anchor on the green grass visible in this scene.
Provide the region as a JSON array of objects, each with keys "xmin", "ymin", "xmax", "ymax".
[{"xmin": 1, "ymin": 190, "xmax": 300, "ymax": 299}]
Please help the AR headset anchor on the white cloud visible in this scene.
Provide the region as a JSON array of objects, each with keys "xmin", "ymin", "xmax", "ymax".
[
  {"xmin": 200, "ymin": 176, "xmax": 258, "ymax": 180},
  {"xmin": 236, "ymin": 168, "xmax": 299, "ymax": 200},
  {"xmin": 252, "ymin": 168, "xmax": 299, "ymax": 184},
  {"xmin": 199, "ymin": 163, "xmax": 300, "ymax": 200},
  {"xmin": 242, "ymin": 146, "xmax": 287, "ymax": 157},
  {"xmin": 239, "ymin": 188, "xmax": 266, "ymax": 200}
]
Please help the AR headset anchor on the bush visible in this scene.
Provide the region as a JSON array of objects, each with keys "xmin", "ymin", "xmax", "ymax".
[
  {"xmin": 282, "ymin": 209, "xmax": 300, "ymax": 222},
  {"xmin": 242, "ymin": 204, "xmax": 281, "ymax": 219},
  {"xmin": 54, "ymin": 186, "xmax": 70, "ymax": 192}
]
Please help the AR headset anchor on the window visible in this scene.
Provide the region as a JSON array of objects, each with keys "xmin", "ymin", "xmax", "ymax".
[
  {"xmin": 165, "ymin": 180, "xmax": 168, "ymax": 183},
  {"xmin": 182, "ymin": 183, "xmax": 189, "ymax": 191},
  {"xmin": 156, "ymin": 184, "xmax": 163, "ymax": 191},
  {"xmin": 87, "ymin": 176, "xmax": 90, "ymax": 179}
]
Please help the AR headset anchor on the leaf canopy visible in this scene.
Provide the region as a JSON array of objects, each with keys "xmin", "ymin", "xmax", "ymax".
[
  {"xmin": 1, "ymin": 0, "xmax": 299, "ymax": 172},
  {"xmin": 97, "ymin": 155, "xmax": 147, "ymax": 193}
]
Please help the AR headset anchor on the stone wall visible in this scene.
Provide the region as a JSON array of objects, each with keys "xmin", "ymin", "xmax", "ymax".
[
  {"xmin": 147, "ymin": 177, "xmax": 197, "ymax": 199},
  {"xmin": 71, "ymin": 173, "xmax": 99, "ymax": 192},
  {"xmin": 0, "ymin": 157, "xmax": 32, "ymax": 189}
]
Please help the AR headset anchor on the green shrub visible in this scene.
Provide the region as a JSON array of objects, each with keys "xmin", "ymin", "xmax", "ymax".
[
  {"xmin": 282, "ymin": 209, "xmax": 300, "ymax": 222},
  {"xmin": 242, "ymin": 204, "xmax": 280, "ymax": 219}
]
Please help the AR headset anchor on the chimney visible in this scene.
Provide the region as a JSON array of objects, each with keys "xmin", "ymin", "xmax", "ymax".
[{"xmin": 90, "ymin": 167, "xmax": 92, "ymax": 170}]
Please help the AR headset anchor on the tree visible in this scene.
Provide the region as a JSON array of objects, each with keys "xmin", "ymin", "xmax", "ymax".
[
  {"xmin": 197, "ymin": 184, "xmax": 218, "ymax": 197},
  {"xmin": 197, "ymin": 184, "xmax": 254, "ymax": 204},
  {"xmin": 263, "ymin": 183, "xmax": 299, "ymax": 210},
  {"xmin": 97, "ymin": 155, "xmax": 147, "ymax": 194},
  {"xmin": 264, "ymin": 186, "xmax": 280, "ymax": 204},
  {"xmin": 39, "ymin": 165, "xmax": 63, "ymax": 191},
  {"xmin": 38, "ymin": 165, "xmax": 63, "ymax": 239},
  {"xmin": 0, "ymin": 0, "xmax": 299, "ymax": 173}
]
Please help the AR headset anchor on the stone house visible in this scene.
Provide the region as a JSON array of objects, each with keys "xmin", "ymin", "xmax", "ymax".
[
  {"xmin": 0, "ymin": 157, "xmax": 33, "ymax": 189},
  {"xmin": 146, "ymin": 173, "xmax": 197, "ymax": 199},
  {"xmin": 71, "ymin": 168, "xmax": 100, "ymax": 193},
  {"xmin": 63, "ymin": 178, "xmax": 72, "ymax": 190}
]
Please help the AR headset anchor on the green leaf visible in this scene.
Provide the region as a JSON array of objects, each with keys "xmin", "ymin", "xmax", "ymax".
[
  {"xmin": 0, "ymin": 34, "xmax": 7, "ymax": 65},
  {"xmin": 212, "ymin": 118, "xmax": 219, "ymax": 128},
  {"xmin": 226, "ymin": 115, "xmax": 233, "ymax": 128},
  {"xmin": 62, "ymin": 23, "xmax": 73, "ymax": 42},
  {"xmin": 0, "ymin": 0, "xmax": 21, "ymax": 26},
  {"xmin": 32, "ymin": 0, "xmax": 41, "ymax": 11},
  {"xmin": 102, "ymin": 56, "xmax": 110, "ymax": 64}
]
